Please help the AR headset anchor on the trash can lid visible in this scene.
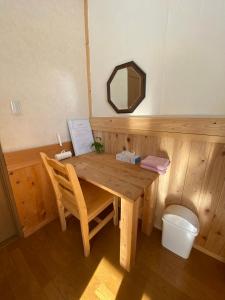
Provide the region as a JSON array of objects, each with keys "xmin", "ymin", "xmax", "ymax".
[{"xmin": 162, "ymin": 205, "xmax": 199, "ymax": 234}]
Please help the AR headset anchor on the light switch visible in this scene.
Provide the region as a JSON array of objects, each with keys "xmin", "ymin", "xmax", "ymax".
[{"xmin": 10, "ymin": 100, "xmax": 22, "ymax": 115}]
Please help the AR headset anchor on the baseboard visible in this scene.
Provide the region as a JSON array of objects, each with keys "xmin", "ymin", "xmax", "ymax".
[
  {"xmin": 153, "ymin": 224, "xmax": 225, "ymax": 263},
  {"xmin": 193, "ymin": 244, "xmax": 225, "ymax": 263},
  {"xmin": 23, "ymin": 215, "xmax": 57, "ymax": 238}
]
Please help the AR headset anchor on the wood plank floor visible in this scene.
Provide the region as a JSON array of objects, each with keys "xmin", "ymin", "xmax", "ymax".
[{"xmin": 0, "ymin": 218, "xmax": 225, "ymax": 300}]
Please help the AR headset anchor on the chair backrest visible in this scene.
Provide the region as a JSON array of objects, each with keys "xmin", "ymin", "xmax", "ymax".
[{"xmin": 40, "ymin": 152, "xmax": 87, "ymax": 219}]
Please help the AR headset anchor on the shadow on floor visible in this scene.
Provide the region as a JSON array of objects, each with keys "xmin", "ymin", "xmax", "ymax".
[{"xmin": 0, "ymin": 218, "xmax": 225, "ymax": 300}]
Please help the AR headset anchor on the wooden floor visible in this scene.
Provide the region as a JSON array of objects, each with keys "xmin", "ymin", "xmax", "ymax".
[{"xmin": 0, "ymin": 218, "xmax": 225, "ymax": 300}]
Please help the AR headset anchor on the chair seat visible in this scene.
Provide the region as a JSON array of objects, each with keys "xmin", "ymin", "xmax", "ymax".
[{"xmin": 79, "ymin": 179, "xmax": 114, "ymax": 221}]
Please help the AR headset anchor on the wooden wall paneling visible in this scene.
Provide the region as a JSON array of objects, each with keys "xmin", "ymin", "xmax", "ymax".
[
  {"xmin": 8, "ymin": 164, "xmax": 57, "ymax": 237},
  {"xmin": 165, "ymin": 139, "xmax": 191, "ymax": 205},
  {"xmin": 195, "ymin": 144, "xmax": 225, "ymax": 247},
  {"xmin": 143, "ymin": 135, "xmax": 162, "ymax": 157},
  {"xmin": 4, "ymin": 142, "xmax": 72, "ymax": 237},
  {"xmin": 181, "ymin": 141, "xmax": 212, "ymax": 213},
  {"xmin": 4, "ymin": 116, "xmax": 225, "ymax": 261},
  {"xmin": 133, "ymin": 135, "xmax": 146, "ymax": 156},
  {"xmin": 103, "ymin": 132, "xmax": 112, "ymax": 153},
  {"xmin": 4, "ymin": 142, "xmax": 72, "ymax": 171},
  {"xmin": 99, "ymin": 131, "xmax": 110, "ymax": 153},
  {"xmin": 124, "ymin": 134, "xmax": 134, "ymax": 153},
  {"xmin": 116, "ymin": 133, "xmax": 129, "ymax": 153},
  {"xmin": 92, "ymin": 120, "xmax": 225, "ymax": 262},
  {"xmin": 154, "ymin": 137, "xmax": 175, "ymax": 228},
  {"xmin": 91, "ymin": 117, "xmax": 225, "ymax": 139},
  {"xmin": 94, "ymin": 130, "xmax": 103, "ymax": 140},
  {"xmin": 107, "ymin": 132, "xmax": 115, "ymax": 153},
  {"xmin": 154, "ymin": 138, "xmax": 193, "ymax": 228},
  {"xmin": 109, "ymin": 132, "xmax": 121, "ymax": 154},
  {"xmin": 205, "ymin": 181, "xmax": 225, "ymax": 256}
]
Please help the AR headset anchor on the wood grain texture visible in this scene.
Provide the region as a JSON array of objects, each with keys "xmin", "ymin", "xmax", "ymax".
[
  {"xmin": 1, "ymin": 219, "xmax": 225, "ymax": 300},
  {"xmin": 142, "ymin": 179, "xmax": 159, "ymax": 236},
  {"xmin": 84, "ymin": 0, "xmax": 92, "ymax": 117},
  {"xmin": 63, "ymin": 153, "xmax": 157, "ymax": 270},
  {"xmin": 4, "ymin": 142, "xmax": 73, "ymax": 237},
  {"xmin": 8, "ymin": 163, "xmax": 58, "ymax": 237},
  {"xmin": 92, "ymin": 118, "xmax": 225, "ymax": 262},
  {"xmin": 63, "ymin": 153, "xmax": 157, "ymax": 202},
  {"xmin": 41, "ymin": 152, "xmax": 116, "ymax": 258},
  {"xmin": 4, "ymin": 142, "xmax": 72, "ymax": 171},
  {"xmin": 3, "ymin": 117, "xmax": 225, "ymax": 262},
  {"xmin": 0, "ymin": 144, "xmax": 21, "ymax": 239},
  {"xmin": 120, "ymin": 197, "xmax": 139, "ymax": 271},
  {"xmin": 91, "ymin": 117, "xmax": 225, "ymax": 143}
]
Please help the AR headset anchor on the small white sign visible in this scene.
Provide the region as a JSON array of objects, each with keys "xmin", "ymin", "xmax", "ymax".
[{"xmin": 67, "ymin": 119, "xmax": 94, "ymax": 156}]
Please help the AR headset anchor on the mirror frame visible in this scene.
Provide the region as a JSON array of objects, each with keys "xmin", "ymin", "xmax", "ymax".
[{"xmin": 107, "ymin": 61, "xmax": 146, "ymax": 113}]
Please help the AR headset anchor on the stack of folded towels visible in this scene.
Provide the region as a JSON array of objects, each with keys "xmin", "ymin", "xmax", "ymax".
[{"xmin": 140, "ymin": 155, "xmax": 170, "ymax": 174}]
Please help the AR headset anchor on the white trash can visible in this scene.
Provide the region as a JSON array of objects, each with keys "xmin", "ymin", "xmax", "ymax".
[{"xmin": 162, "ymin": 205, "xmax": 199, "ymax": 259}]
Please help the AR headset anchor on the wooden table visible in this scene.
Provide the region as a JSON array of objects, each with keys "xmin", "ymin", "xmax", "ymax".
[{"xmin": 64, "ymin": 153, "xmax": 158, "ymax": 271}]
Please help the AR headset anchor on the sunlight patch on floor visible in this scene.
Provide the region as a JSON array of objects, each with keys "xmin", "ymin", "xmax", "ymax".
[
  {"xmin": 141, "ymin": 292, "xmax": 152, "ymax": 300},
  {"xmin": 80, "ymin": 257, "xmax": 124, "ymax": 300}
]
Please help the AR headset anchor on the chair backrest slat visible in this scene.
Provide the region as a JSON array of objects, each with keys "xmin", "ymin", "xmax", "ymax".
[
  {"xmin": 54, "ymin": 173, "xmax": 73, "ymax": 192},
  {"xmin": 40, "ymin": 152, "xmax": 87, "ymax": 219},
  {"xmin": 60, "ymin": 188, "xmax": 79, "ymax": 218},
  {"xmin": 47, "ymin": 158, "xmax": 67, "ymax": 175}
]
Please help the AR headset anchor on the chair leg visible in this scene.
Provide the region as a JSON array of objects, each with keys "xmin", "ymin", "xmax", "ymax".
[
  {"xmin": 113, "ymin": 196, "xmax": 119, "ymax": 226},
  {"xmin": 80, "ymin": 220, "xmax": 90, "ymax": 257},
  {"xmin": 57, "ymin": 201, "xmax": 67, "ymax": 231}
]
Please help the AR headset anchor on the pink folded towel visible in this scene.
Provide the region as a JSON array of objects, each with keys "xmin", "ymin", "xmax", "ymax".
[
  {"xmin": 141, "ymin": 155, "xmax": 170, "ymax": 171},
  {"xmin": 140, "ymin": 164, "xmax": 167, "ymax": 175}
]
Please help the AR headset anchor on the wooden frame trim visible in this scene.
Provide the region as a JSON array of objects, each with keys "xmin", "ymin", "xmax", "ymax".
[
  {"xmin": 91, "ymin": 116, "xmax": 225, "ymax": 143},
  {"xmin": 84, "ymin": 0, "xmax": 92, "ymax": 117},
  {"xmin": 4, "ymin": 141, "xmax": 72, "ymax": 171},
  {"xmin": 0, "ymin": 143, "xmax": 22, "ymax": 237}
]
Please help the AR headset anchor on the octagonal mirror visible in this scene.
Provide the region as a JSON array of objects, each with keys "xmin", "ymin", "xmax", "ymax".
[{"xmin": 107, "ymin": 61, "xmax": 146, "ymax": 113}]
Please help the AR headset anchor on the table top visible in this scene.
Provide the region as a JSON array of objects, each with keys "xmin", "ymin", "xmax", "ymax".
[{"xmin": 63, "ymin": 153, "xmax": 157, "ymax": 201}]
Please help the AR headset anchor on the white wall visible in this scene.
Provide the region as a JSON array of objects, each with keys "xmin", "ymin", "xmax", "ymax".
[
  {"xmin": 0, "ymin": 0, "xmax": 89, "ymax": 152},
  {"xmin": 89, "ymin": 0, "xmax": 225, "ymax": 116}
]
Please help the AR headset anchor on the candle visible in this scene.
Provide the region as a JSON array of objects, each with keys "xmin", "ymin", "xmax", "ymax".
[{"xmin": 56, "ymin": 133, "xmax": 62, "ymax": 147}]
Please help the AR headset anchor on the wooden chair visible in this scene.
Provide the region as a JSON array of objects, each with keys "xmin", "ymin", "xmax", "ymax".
[{"xmin": 40, "ymin": 152, "xmax": 118, "ymax": 257}]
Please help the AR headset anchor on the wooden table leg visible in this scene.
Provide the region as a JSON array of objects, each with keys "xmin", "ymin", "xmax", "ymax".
[
  {"xmin": 142, "ymin": 179, "xmax": 158, "ymax": 236},
  {"xmin": 120, "ymin": 197, "xmax": 139, "ymax": 272}
]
